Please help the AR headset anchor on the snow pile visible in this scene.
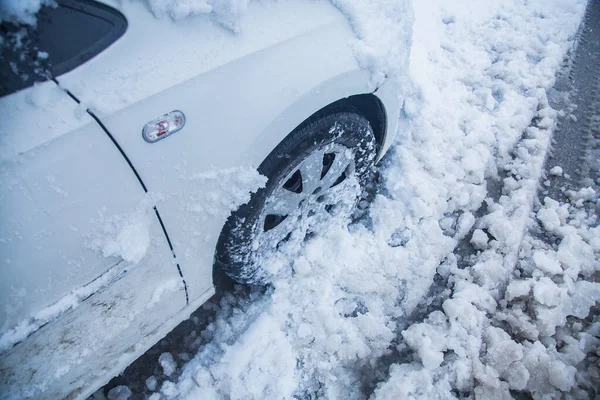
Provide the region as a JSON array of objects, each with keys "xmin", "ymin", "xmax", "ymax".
[
  {"xmin": 331, "ymin": 0, "xmax": 414, "ymax": 86},
  {"xmin": 178, "ymin": 227, "xmax": 405, "ymax": 398},
  {"xmin": 371, "ymin": 0, "xmax": 600, "ymax": 397},
  {"xmin": 376, "ymin": 187, "xmax": 599, "ymax": 398},
  {"xmin": 0, "ymin": 0, "xmax": 246, "ymax": 29},
  {"xmin": 141, "ymin": 0, "xmax": 249, "ymax": 31},
  {"xmin": 141, "ymin": 0, "xmax": 417, "ymax": 61}
]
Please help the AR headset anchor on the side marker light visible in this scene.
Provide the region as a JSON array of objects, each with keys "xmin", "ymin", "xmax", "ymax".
[{"xmin": 142, "ymin": 110, "xmax": 186, "ymax": 143}]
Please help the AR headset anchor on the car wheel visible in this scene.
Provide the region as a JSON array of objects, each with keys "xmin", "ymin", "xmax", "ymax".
[{"xmin": 215, "ymin": 110, "xmax": 377, "ymax": 284}]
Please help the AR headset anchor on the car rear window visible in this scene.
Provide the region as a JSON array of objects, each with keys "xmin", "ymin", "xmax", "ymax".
[{"xmin": 0, "ymin": 0, "xmax": 127, "ymax": 97}]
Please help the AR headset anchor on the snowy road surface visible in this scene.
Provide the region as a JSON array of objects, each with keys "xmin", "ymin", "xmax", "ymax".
[{"xmin": 99, "ymin": 0, "xmax": 599, "ymax": 399}]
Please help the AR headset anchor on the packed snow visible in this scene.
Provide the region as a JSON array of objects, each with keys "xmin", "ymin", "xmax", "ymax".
[
  {"xmin": 100, "ymin": 0, "xmax": 597, "ymax": 399},
  {"xmin": 89, "ymin": 195, "xmax": 157, "ymax": 265}
]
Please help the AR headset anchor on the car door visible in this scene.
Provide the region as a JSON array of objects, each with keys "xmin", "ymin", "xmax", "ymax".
[{"xmin": 0, "ymin": 2, "xmax": 187, "ymax": 398}]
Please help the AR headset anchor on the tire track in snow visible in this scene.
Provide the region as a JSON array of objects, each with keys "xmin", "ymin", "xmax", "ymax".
[
  {"xmin": 372, "ymin": 2, "xmax": 599, "ymax": 397},
  {"xmin": 545, "ymin": 0, "xmax": 600, "ymax": 202}
]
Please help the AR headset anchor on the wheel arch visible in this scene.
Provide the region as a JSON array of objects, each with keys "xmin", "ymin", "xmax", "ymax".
[
  {"xmin": 243, "ymin": 68, "xmax": 395, "ymax": 175},
  {"xmin": 213, "ymin": 104, "xmax": 382, "ymax": 288},
  {"xmin": 213, "ymin": 80, "xmax": 391, "ymax": 287},
  {"xmin": 297, "ymin": 93, "xmax": 388, "ymax": 158}
]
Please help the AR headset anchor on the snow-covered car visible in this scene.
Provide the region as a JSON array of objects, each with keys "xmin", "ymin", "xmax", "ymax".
[{"xmin": 0, "ymin": 0, "xmax": 401, "ymax": 398}]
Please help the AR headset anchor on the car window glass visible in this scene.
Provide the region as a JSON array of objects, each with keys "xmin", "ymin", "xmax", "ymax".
[{"xmin": 0, "ymin": 0, "xmax": 127, "ymax": 97}]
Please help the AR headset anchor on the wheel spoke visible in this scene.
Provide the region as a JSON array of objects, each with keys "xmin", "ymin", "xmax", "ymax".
[
  {"xmin": 258, "ymin": 144, "xmax": 355, "ymax": 247},
  {"xmin": 321, "ymin": 154, "xmax": 350, "ymax": 189},
  {"xmin": 261, "ymin": 211, "xmax": 297, "ymax": 245},
  {"xmin": 264, "ymin": 187, "xmax": 304, "ymax": 217},
  {"xmin": 298, "ymin": 149, "xmax": 326, "ymax": 193}
]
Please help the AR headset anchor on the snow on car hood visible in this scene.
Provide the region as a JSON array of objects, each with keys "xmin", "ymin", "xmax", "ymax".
[{"xmin": 0, "ymin": 0, "xmax": 249, "ymax": 28}]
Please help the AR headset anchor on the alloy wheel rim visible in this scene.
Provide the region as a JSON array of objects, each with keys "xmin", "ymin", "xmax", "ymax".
[{"xmin": 256, "ymin": 143, "xmax": 357, "ymax": 251}]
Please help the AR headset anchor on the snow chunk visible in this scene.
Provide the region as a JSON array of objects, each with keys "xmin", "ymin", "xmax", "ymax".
[
  {"xmin": 536, "ymin": 197, "xmax": 566, "ymax": 232},
  {"xmin": 160, "ymin": 380, "xmax": 179, "ymax": 398},
  {"xmin": 549, "ymin": 166, "xmax": 563, "ymax": 176},
  {"xmin": 107, "ymin": 385, "xmax": 132, "ymax": 400},
  {"xmin": 548, "ymin": 360, "xmax": 575, "ymax": 392},
  {"xmin": 484, "ymin": 327, "xmax": 525, "ymax": 384},
  {"xmin": 331, "ymin": 0, "xmax": 414, "ymax": 85},
  {"xmin": 402, "ymin": 311, "xmax": 448, "ymax": 369},
  {"xmin": 145, "ymin": 375, "xmax": 158, "ymax": 391},
  {"xmin": 532, "ymin": 251, "xmax": 562, "ymax": 275},
  {"xmin": 90, "ymin": 196, "xmax": 155, "ymax": 264},
  {"xmin": 470, "ymin": 229, "xmax": 489, "ymax": 250},
  {"xmin": 505, "ymin": 280, "xmax": 532, "ymax": 301},
  {"xmin": 26, "ymin": 81, "xmax": 62, "ymax": 108},
  {"xmin": 159, "ymin": 352, "xmax": 177, "ymax": 377},
  {"xmin": 566, "ymin": 187, "xmax": 596, "ymax": 207},
  {"xmin": 532, "ymin": 277, "xmax": 562, "ymax": 307},
  {"xmin": 373, "ymin": 363, "xmax": 443, "ymax": 400}
]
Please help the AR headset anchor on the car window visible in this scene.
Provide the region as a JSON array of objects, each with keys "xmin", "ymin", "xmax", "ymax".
[{"xmin": 0, "ymin": 0, "xmax": 127, "ymax": 97}]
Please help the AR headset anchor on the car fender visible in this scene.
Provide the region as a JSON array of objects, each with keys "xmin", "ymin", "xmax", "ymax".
[{"xmin": 57, "ymin": 3, "xmax": 399, "ymax": 304}]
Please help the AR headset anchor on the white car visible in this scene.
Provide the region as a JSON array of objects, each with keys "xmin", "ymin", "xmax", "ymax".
[{"xmin": 0, "ymin": 0, "xmax": 401, "ymax": 398}]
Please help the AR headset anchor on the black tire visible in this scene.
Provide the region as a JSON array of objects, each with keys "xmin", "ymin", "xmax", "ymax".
[{"xmin": 214, "ymin": 110, "xmax": 377, "ymax": 284}]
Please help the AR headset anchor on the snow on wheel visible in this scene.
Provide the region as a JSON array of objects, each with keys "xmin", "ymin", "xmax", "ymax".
[{"xmin": 215, "ymin": 111, "xmax": 377, "ymax": 284}]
